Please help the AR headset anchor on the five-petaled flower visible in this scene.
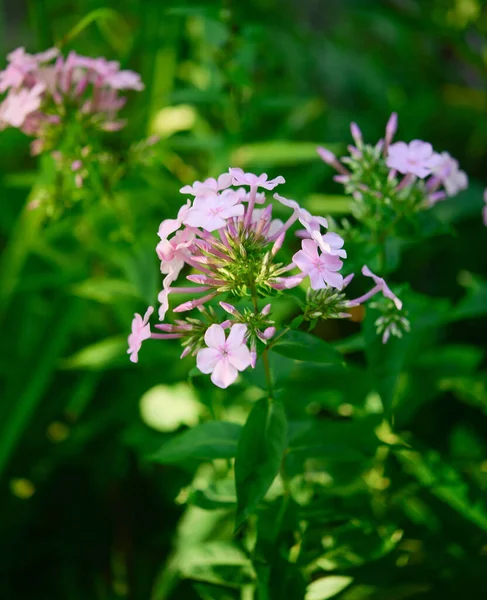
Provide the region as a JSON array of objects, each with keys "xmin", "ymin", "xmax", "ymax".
[
  {"xmin": 386, "ymin": 140, "xmax": 439, "ymax": 179},
  {"xmin": 127, "ymin": 307, "xmax": 153, "ymax": 363},
  {"xmin": 184, "ymin": 190, "xmax": 244, "ymax": 231},
  {"xmin": 196, "ymin": 323, "xmax": 252, "ymax": 388},
  {"xmin": 293, "ymin": 239, "xmax": 344, "ymax": 290},
  {"xmin": 230, "ymin": 168, "xmax": 285, "ymax": 190}
]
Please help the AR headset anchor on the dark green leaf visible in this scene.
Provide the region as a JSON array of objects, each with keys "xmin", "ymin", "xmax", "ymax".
[
  {"xmin": 272, "ymin": 330, "xmax": 342, "ymax": 364},
  {"xmin": 149, "ymin": 421, "xmax": 242, "ymax": 464},
  {"xmin": 235, "ymin": 398, "xmax": 288, "ymax": 527}
]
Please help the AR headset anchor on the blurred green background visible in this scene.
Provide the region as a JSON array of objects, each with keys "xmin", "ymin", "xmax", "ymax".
[{"xmin": 1, "ymin": 0, "xmax": 487, "ymax": 599}]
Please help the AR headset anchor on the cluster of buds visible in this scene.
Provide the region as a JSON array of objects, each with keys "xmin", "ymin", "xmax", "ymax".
[
  {"xmin": 128, "ymin": 168, "xmax": 406, "ymax": 388},
  {"xmin": 318, "ymin": 114, "xmax": 468, "ymax": 230},
  {"xmin": 0, "ymin": 47, "xmax": 144, "ymax": 157}
]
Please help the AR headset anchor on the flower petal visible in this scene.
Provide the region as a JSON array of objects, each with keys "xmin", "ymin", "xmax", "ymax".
[
  {"xmin": 211, "ymin": 358, "xmax": 238, "ymax": 388},
  {"xmin": 226, "ymin": 323, "xmax": 248, "ymax": 349},
  {"xmin": 228, "ymin": 344, "xmax": 252, "ymax": 371},
  {"xmin": 196, "ymin": 348, "xmax": 221, "ymax": 374},
  {"xmin": 204, "ymin": 324, "xmax": 226, "ymax": 349}
]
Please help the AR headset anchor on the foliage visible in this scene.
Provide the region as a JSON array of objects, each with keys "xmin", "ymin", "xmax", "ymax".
[{"xmin": 1, "ymin": 1, "xmax": 487, "ymax": 599}]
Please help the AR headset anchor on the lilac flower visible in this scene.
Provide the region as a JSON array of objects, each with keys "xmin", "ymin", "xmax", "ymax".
[
  {"xmin": 348, "ymin": 266, "xmax": 402, "ymax": 310},
  {"xmin": 127, "ymin": 307, "xmax": 153, "ymax": 363},
  {"xmin": 293, "ymin": 239, "xmax": 344, "ymax": 290},
  {"xmin": 386, "ymin": 140, "xmax": 439, "ymax": 179},
  {"xmin": 196, "ymin": 323, "xmax": 252, "ymax": 388},
  {"xmin": 158, "ymin": 200, "xmax": 192, "ymax": 240},
  {"xmin": 311, "ymin": 231, "xmax": 347, "ymax": 258},
  {"xmin": 180, "ymin": 173, "xmax": 233, "ymax": 196},
  {"xmin": 0, "ymin": 82, "xmax": 45, "ymax": 128},
  {"xmin": 0, "ymin": 46, "xmax": 144, "ymax": 151},
  {"xmin": 229, "ymin": 168, "xmax": 285, "ymax": 190},
  {"xmin": 184, "ymin": 191, "xmax": 244, "ymax": 231},
  {"xmin": 273, "ymin": 193, "xmax": 328, "ymax": 239},
  {"xmin": 431, "ymin": 152, "xmax": 468, "ymax": 197}
]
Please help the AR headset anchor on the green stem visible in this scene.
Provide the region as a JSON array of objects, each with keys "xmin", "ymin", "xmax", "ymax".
[{"xmin": 251, "ymin": 289, "xmax": 274, "ymax": 401}]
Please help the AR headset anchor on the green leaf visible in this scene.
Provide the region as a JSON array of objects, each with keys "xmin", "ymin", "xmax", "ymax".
[
  {"xmin": 232, "ymin": 142, "xmax": 340, "ymax": 168},
  {"xmin": 59, "ymin": 9, "xmax": 133, "ymax": 57},
  {"xmin": 149, "ymin": 421, "xmax": 242, "ymax": 464},
  {"xmin": 235, "ymin": 398, "xmax": 288, "ymax": 528},
  {"xmin": 305, "ymin": 194, "xmax": 352, "ymax": 215},
  {"xmin": 179, "ymin": 541, "xmax": 254, "ymax": 588},
  {"xmin": 272, "ymin": 330, "xmax": 342, "ymax": 364},
  {"xmin": 305, "ymin": 576, "xmax": 353, "ymax": 600}
]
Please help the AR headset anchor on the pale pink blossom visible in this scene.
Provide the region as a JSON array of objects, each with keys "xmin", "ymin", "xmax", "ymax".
[
  {"xmin": 292, "ymin": 239, "xmax": 344, "ymax": 290},
  {"xmin": 184, "ymin": 191, "xmax": 244, "ymax": 231},
  {"xmin": 158, "ymin": 200, "xmax": 192, "ymax": 240},
  {"xmin": 229, "ymin": 168, "xmax": 285, "ymax": 190},
  {"xmin": 386, "ymin": 140, "xmax": 439, "ymax": 179},
  {"xmin": 311, "ymin": 230, "xmax": 347, "ymax": 259},
  {"xmin": 361, "ymin": 265, "xmax": 402, "ymax": 309},
  {"xmin": 180, "ymin": 173, "xmax": 233, "ymax": 196},
  {"xmin": 157, "ymin": 228, "xmax": 194, "ymax": 280},
  {"xmin": 431, "ymin": 152, "xmax": 468, "ymax": 197},
  {"xmin": 273, "ymin": 194, "xmax": 328, "ymax": 239},
  {"xmin": 0, "ymin": 82, "xmax": 45, "ymax": 127},
  {"xmin": 196, "ymin": 323, "xmax": 252, "ymax": 388},
  {"xmin": 127, "ymin": 306, "xmax": 153, "ymax": 363}
]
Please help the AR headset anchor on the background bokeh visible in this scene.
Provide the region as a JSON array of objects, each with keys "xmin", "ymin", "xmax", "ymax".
[{"xmin": 1, "ymin": 0, "xmax": 487, "ymax": 599}]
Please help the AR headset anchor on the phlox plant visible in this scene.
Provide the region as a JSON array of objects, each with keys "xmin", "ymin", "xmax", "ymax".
[
  {"xmin": 2, "ymin": 38, "xmax": 486, "ymax": 599},
  {"xmin": 124, "ymin": 113, "xmax": 487, "ymax": 598},
  {"xmin": 0, "ymin": 46, "xmax": 157, "ymax": 215},
  {"xmin": 128, "ymin": 114, "xmax": 470, "ymax": 386}
]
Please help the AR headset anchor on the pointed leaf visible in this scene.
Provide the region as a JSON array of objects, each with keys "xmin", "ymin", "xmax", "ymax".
[
  {"xmin": 235, "ymin": 398, "xmax": 288, "ymax": 527},
  {"xmin": 149, "ymin": 421, "xmax": 242, "ymax": 464},
  {"xmin": 272, "ymin": 330, "xmax": 342, "ymax": 364}
]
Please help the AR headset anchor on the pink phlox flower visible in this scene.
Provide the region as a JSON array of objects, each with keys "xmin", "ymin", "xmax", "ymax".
[
  {"xmin": 0, "ymin": 47, "xmax": 59, "ymax": 93},
  {"xmin": 229, "ymin": 167, "xmax": 285, "ymax": 190},
  {"xmin": 157, "ymin": 285, "xmax": 173, "ymax": 321},
  {"xmin": 311, "ymin": 230, "xmax": 347, "ymax": 259},
  {"xmin": 180, "ymin": 173, "xmax": 233, "ymax": 196},
  {"xmin": 362, "ymin": 266, "xmax": 402, "ymax": 309},
  {"xmin": 386, "ymin": 140, "xmax": 439, "ymax": 179},
  {"xmin": 196, "ymin": 323, "xmax": 252, "ymax": 388},
  {"xmin": 157, "ymin": 228, "xmax": 194, "ymax": 276},
  {"xmin": 0, "ymin": 82, "xmax": 45, "ymax": 127},
  {"xmin": 183, "ymin": 191, "xmax": 244, "ymax": 231},
  {"xmin": 292, "ymin": 239, "xmax": 344, "ymax": 290},
  {"xmin": 105, "ymin": 69, "xmax": 144, "ymax": 91},
  {"xmin": 127, "ymin": 306, "xmax": 153, "ymax": 363},
  {"xmin": 431, "ymin": 152, "xmax": 468, "ymax": 197},
  {"xmin": 158, "ymin": 200, "xmax": 192, "ymax": 240},
  {"xmin": 274, "ymin": 193, "xmax": 329, "ymax": 233}
]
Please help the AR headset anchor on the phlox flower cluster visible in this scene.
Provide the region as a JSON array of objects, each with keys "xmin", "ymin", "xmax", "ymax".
[
  {"xmin": 0, "ymin": 47, "xmax": 143, "ymax": 156},
  {"xmin": 128, "ymin": 168, "xmax": 406, "ymax": 388},
  {"xmin": 317, "ymin": 114, "xmax": 468, "ymax": 227}
]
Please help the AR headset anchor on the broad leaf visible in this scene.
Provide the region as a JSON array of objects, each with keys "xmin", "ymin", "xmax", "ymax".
[
  {"xmin": 149, "ymin": 421, "xmax": 242, "ymax": 464},
  {"xmin": 235, "ymin": 398, "xmax": 288, "ymax": 527},
  {"xmin": 305, "ymin": 576, "xmax": 353, "ymax": 600},
  {"xmin": 272, "ymin": 330, "xmax": 342, "ymax": 364}
]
